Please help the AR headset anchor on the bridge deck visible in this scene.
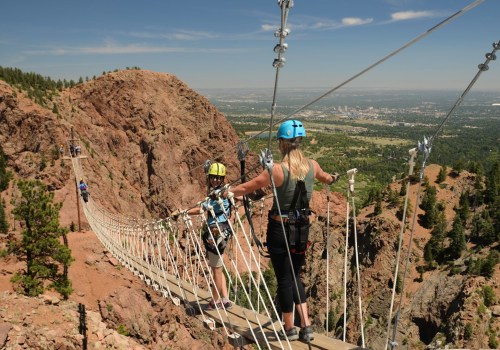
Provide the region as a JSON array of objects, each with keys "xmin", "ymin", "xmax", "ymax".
[{"xmin": 118, "ymin": 250, "xmax": 365, "ymax": 350}]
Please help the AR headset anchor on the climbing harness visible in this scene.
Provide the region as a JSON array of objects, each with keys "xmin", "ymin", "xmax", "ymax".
[{"xmin": 281, "ymin": 179, "xmax": 311, "ymax": 254}]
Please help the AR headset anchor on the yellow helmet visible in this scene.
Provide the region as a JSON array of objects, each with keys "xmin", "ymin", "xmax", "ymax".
[{"xmin": 207, "ymin": 162, "xmax": 226, "ymax": 177}]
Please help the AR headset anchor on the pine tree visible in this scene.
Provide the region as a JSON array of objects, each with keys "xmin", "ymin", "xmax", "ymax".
[
  {"xmin": 437, "ymin": 165, "xmax": 447, "ymax": 183},
  {"xmin": 424, "ymin": 211, "xmax": 446, "ymax": 264},
  {"xmin": 374, "ymin": 196, "xmax": 382, "ymax": 216},
  {"xmin": 399, "ymin": 179, "xmax": 407, "ymax": 196},
  {"xmin": 453, "ymin": 158, "xmax": 465, "ymax": 176},
  {"xmin": 485, "ymin": 161, "xmax": 499, "ymax": 204},
  {"xmin": 0, "ymin": 195, "xmax": 8, "ymax": 234},
  {"xmin": 421, "ymin": 186, "xmax": 438, "ymax": 228},
  {"xmin": 448, "ymin": 216, "xmax": 466, "ymax": 260},
  {"xmin": 457, "ymin": 190, "xmax": 470, "ymax": 224},
  {"xmin": 9, "ymin": 180, "xmax": 73, "ymax": 298},
  {"xmin": 0, "ymin": 145, "xmax": 11, "ymax": 192}
]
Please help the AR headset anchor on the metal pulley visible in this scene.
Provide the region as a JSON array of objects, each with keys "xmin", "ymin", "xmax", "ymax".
[
  {"xmin": 278, "ymin": 0, "xmax": 294, "ymax": 9},
  {"xmin": 273, "ymin": 57, "xmax": 286, "ymax": 68},
  {"xmin": 274, "ymin": 28, "xmax": 290, "ymax": 38},
  {"xmin": 478, "ymin": 63, "xmax": 489, "ymax": 71},
  {"xmin": 486, "ymin": 53, "xmax": 496, "ymax": 60},
  {"xmin": 274, "ymin": 43, "xmax": 288, "ymax": 53}
]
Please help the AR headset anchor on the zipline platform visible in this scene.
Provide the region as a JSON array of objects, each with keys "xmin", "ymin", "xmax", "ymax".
[{"xmin": 119, "ymin": 247, "xmax": 365, "ymax": 350}]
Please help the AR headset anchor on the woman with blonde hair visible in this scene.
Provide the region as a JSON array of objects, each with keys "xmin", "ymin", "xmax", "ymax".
[{"xmin": 229, "ymin": 120, "xmax": 338, "ymax": 342}]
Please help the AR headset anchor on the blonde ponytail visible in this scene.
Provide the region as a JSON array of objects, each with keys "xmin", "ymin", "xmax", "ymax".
[{"xmin": 279, "ymin": 139, "xmax": 310, "ymax": 180}]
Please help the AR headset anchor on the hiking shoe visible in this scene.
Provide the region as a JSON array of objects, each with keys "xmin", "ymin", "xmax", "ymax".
[
  {"xmin": 299, "ymin": 325, "xmax": 314, "ymax": 342},
  {"xmin": 278, "ymin": 327, "xmax": 299, "ymax": 341},
  {"xmin": 206, "ymin": 300, "xmax": 233, "ymax": 311},
  {"xmin": 222, "ymin": 300, "xmax": 233, "ymax": 310},
  {"xmin": 205, "ymin": 300, "xmax": 219, "ymax": 311}
]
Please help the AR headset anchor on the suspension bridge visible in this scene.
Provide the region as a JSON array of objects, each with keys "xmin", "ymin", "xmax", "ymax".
[
  {"xmin": 63, "ymin": 1, "xmax": 498, "ymax": 349},
  {"xmin": 69, "ymin": 154, "xmax": 364, "ymax": 350}
]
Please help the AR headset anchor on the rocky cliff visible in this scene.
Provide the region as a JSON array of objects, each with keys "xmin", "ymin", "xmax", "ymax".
[{"xmin": 0, "ymin": 70, "xmax": 498, "ymax": 349}]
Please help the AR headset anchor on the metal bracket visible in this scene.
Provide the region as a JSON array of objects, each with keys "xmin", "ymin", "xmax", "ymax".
[
  {"xmin": 408, "ymin": 148, "xmax": 417, "ymax": 176},
  {"xmin": 203, "ymin": 318, "xmax": 216, "ymax": 330},
  {"xmin": 347, "ymin": 168, "xmax": 357, "ymax": 194},
  {"xmin": 259, "ymin": 148, "xmax": 274, "ymax": 172},
  {"xmin": 228, "ymin": 333, "xmax": 250, "ymax": 347},
  {"xmin": 417, "ymin": 136, "xmax": 432, "ymax": 161},
  {"xmin": 237, "ymin": 141, "xmax": 249, "ymax": 162}
]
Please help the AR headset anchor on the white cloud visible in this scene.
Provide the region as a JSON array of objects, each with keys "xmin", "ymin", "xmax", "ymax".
[
  {"xmin": 342, "ymin": 17, "xmax": 374, "ymax": 26},
  {"xmin": 391, "ymin": 11, "xmax": 435, "ymax": 21},
  {"xmin": 127, "ymin": 29, "xmax": 216, "ymax": 41},
  {"xmin": 25, "ymin": 44, "xmax": 248, "ymax": 55},
  {"xmin": 260, "ymin": 24, "xmax": 276, "ymax": 32}
]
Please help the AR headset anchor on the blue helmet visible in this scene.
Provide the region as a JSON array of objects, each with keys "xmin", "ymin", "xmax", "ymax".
[{"xmin": 277, "ymin": 120, "xmax": 306, "ymax": 139}]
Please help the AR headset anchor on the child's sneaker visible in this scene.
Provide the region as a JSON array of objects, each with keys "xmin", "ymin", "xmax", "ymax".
[
  {"xmin": 299, "ymin": 325, "xmax": 314, "ymax": 342},
  {"xmin": 278, "ymin": 327, "xmax": 299, "ymax": 341}
]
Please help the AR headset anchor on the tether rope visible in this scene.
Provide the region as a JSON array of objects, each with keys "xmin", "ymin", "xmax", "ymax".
[{"xmin": 383, "ymin": 148, "xmax": 417, "ymax": 350}]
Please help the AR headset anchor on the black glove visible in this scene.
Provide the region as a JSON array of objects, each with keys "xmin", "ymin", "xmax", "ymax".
[
  {"xmin": 247, "ymin": 188, "xmax": 266, "ymax": 201},
  {"xmin": 329, "ymin": 173, "xmax": 340, "ymax": 185}
]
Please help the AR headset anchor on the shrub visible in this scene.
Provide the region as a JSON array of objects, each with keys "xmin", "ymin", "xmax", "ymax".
[
  {"xmin": 481, "ymin": 285, "xmax": 496, "ymax": 307},
  {"xmin": 463, "ymin": 322, "xmax": 473, "ymax": 340}
]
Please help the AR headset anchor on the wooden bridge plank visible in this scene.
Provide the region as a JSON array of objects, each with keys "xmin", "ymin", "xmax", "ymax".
[{"xmin": 113, "ymin": 246, "xmax": 365, "ymax": 350}]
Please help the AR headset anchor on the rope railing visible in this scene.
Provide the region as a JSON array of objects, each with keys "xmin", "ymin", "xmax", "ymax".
[{"xmin": 69, "ymin": 154, "xmax": 295, "ymax": 349}]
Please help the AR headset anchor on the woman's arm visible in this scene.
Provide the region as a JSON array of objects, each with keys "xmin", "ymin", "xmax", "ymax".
[
  {"xmin": 230, "ymin": 169, "xmax": 272, "ymax": 197},
  {"xmin": 312, "ymin": 160, "xmax": 337, "ymax": 185}
]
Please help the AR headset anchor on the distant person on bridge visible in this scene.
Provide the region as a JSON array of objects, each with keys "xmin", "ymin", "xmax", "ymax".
[
  {"xmin": 229, "ymin": 120, "xmax": 338, "ymax": 342},
  {"xmin": 173, "ymin": 162, "xmax": 233, "ymax": 311},
  {"xmin": 79, "ymin": 178, "xmax": 89, "ymax": 203}
]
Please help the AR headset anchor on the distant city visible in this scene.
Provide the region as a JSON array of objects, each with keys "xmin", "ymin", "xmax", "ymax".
[{"xmin": 201, "ymin": 88, "xmax": 500, "ymax": 121}]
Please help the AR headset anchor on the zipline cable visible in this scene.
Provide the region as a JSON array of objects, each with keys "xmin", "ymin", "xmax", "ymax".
[
  {"xmin": 178, "ymin": 0, "xmax": 484, "ymax": 180},
  {"xmin": 267, "ymin": 0, "xmax": 294, "ymax": 151}
]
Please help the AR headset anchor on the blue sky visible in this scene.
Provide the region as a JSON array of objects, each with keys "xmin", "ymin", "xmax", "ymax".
[{"xmin": 1, "ymin": 0, "xmax": 499, "ymax": 92}]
